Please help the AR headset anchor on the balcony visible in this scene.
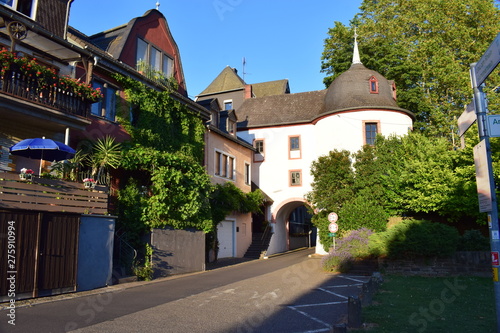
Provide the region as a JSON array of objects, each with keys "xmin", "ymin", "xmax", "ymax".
[
  {"xmin": 0, "ymin": 50, "xmax": 102, "ymax": 120},
  {"xmin": 1, "ymin": 67, "xmax": 91, "ymax": 117},
  {"xmin": 0, "ymin": 172, "xmax": 109, "ymax": 215}
]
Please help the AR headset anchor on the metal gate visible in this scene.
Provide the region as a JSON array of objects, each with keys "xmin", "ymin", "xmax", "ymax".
[{"xmin": 0, "ymin": 211, "xmax": 79, "ymax": 300}]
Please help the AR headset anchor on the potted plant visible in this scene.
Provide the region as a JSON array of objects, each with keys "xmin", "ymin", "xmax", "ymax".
[
  {"xmin": 83, "ymin": 178, "xmax": 96, "ymax": 189},
  {"xmin": 19, "ymin": 168, "xmax": 34, "ymax": 181}
]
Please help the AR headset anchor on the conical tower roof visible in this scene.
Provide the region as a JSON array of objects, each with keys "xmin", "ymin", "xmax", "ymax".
[{"xmin": 323, "ymin": 32, "xmax": 410, "ymax": 116}]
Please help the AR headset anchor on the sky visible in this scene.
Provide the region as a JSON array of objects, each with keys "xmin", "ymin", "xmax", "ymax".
[{"xmin": 69, "ymin": 1, "xmax": 362, "ymax": 100}]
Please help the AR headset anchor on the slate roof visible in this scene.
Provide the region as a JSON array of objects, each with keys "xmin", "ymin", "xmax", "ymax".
[
  {"xmin": 252, "ymin": 79, "xmax": 290, "ymax": 97},
  {"xmin": 236, "ymin": 64, "xmax": 414, "ymax": 129},
  {"xmin": 236, "ymin": 90, "xmax": 327, "ymax": 129},
  {"xmin": 324, "ymin": 63, "xmax": 400, "ymax": 112},
  {"xmin": 198, "ymin": 66, "xmax": 246, "ymax": 96}
]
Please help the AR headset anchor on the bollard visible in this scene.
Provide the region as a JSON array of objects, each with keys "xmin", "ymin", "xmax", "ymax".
[
  {"xmin": 347, "ymin": 296, "xmax": 362, "ymax": 328},
  {"xmin": 332, "ymin": 323, "xmax": 347, "ymax": 333},
  {"xmin": 361, "ymin": 280, "xmax": 372, "ymax": 306}
]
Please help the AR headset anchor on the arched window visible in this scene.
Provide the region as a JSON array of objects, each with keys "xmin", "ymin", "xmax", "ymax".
[{"xmin": 369, "ymin": 76, "xmax": 379, "ymax": 94}]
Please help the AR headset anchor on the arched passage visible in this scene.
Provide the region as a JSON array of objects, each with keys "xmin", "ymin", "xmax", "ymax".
[{"xmin": 267, "ymin": 198, "xmax": 316, "ymax": 256}]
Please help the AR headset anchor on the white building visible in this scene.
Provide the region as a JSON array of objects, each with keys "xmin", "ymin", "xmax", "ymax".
[{"xmin": 198, "ymin": 38, "xmax": 414, "ymax": 256}]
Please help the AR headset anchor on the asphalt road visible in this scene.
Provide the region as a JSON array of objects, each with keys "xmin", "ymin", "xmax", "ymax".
[{"xmin": 0, "ymin": 249, "xmax": 370, "ymax": 333}]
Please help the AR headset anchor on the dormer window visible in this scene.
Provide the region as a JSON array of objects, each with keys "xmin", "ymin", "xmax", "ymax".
[
  {"xmin": 392, "ymin": 81, "xmax": 397, "ymax": 100},
  {"xmin": 136, "ymin": 38, "xmax": 174, "ymax": 78},
  {"xmin": 369, "ymin": 76, "xmax": 379, "ymax": 94},
  {"xmin": 1, "ymin": 0, "xmax": 36, "ymax": 18},
  {"xmin": 224, "ymin": 100, "xmax": 233, "ymax": 110}
]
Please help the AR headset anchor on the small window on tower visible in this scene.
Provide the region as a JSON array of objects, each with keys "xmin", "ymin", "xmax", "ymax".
[{"xmin": 369, "ymin": 76, "xmax": 379, "ymax": 94}]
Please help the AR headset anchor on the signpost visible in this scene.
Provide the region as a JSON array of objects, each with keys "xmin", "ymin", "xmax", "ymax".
[
  {"xmin": 457, "ymin": 100, "xmax": 476, "ymax": 137},
  {"xmin": 468, "ymin": 32, "xmax": 500, "ymax": 332},
  {"xmin": 328, "ymin": 212, "xmax": 339, "ymax": 250}
]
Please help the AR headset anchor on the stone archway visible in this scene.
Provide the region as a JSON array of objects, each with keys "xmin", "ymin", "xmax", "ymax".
[{"xmin": 267, "ymin": 198, "xmax": 315, "ymax": 256}]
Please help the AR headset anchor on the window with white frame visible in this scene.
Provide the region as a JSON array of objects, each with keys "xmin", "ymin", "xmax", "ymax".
[
  {"xmin": 224, "ymin": 100, "xmax": 233, "ymax": 110},
  {"xmin": 215, "ymin": 150, "xmax": 235, "ymax": 180},
  {"xmin": 244, "ymin": 162, "xmax": 251, "ymax": 185},
  {"xmin": 254, "ymin": 139, "xmax": 264, "ymax": 162},
  {"xmin": 290, "ymin": 170, "xmax": 302, "ymax": 186},
  {"xmin": 91, "ymin": 81, "xmax": 117, "ymax": 121},
  {"xmin": 136, "ymin": 38, "xmax": 174, "ymax": 78},
  {"xmin": 1, "ymin": 0, "xmax": 36, "ymax": 18}
]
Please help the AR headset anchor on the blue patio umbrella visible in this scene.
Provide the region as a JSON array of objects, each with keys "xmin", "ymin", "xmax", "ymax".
[{"xmin": 9, "ymin": 137, "xmax": 76, "ymax": 175}]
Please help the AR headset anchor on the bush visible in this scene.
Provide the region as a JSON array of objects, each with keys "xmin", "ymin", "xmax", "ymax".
[
  {"xmin": 338, "ymin": 196, "xmax": 388, "ymax": 233},
  {"xmin": 322, "ymin": 228, "xmax": 374, "ymax": 272},
  {"xmin": 368, "ymin": 219, "xmax": 459, "ymax": 259},
  {"xmin": 457, "ymin": 230, "xmax": 490, "ymax": 251}
]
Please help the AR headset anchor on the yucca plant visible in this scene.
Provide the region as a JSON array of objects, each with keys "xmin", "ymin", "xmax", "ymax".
[{"xmin": 88, "ymin": 136, "xmax": 122, "ymax": 184}]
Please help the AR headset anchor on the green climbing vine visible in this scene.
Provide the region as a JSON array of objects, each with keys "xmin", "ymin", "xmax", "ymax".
[
  {"xmin": 114, "ymin": 74, "xmax": 212, "ymax": 239},
  {"xmin": 207, "ymin": 182, "xmax": 265, "ymax": 260}
]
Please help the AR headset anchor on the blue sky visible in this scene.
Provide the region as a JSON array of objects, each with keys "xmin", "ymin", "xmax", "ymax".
[{"xmin": 69, "ymin": 1, "xmax": 362, "ymax": 99}]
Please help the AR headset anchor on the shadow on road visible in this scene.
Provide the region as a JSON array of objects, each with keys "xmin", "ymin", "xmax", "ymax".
[{"xmin": 222, "ymin": 256, "xmax": 372, "ymax": 333}]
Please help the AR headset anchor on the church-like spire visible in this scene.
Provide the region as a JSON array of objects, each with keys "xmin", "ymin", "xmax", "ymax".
[{"xmin": 352, "ymin": 28, "xmax": 362, "ymax": 65}]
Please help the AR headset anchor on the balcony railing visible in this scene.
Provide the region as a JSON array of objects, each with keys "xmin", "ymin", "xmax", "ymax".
[
  {"xmin": 0, "ymin": 172, "xmax": 109, "ymax": 215},
  {"xmin": 0, "ymin": 67, "xmax": 91, "ymax": 117}
]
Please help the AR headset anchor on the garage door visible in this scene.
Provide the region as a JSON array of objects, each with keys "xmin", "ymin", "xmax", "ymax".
[{"xmin": 217, "ymin": 221, "xmax": 235, "ymax": 258}]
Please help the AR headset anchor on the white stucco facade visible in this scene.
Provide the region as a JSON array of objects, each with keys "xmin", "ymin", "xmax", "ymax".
[{"xmin": 238, "ymin": 107, "xmax": 413, "ymax": 255}]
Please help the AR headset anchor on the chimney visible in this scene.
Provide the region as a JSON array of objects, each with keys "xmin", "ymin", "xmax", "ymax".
[{"xmin": 245, "ymin": 84, "xmax": 252, "ymax": 99}]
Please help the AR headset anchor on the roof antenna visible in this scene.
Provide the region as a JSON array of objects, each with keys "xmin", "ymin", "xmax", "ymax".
[
  {"xmin": 242, "ymin": 57, "xmax": 246, "ymax": 81},
  {"xmin": 156, "ymin": 1, "xmax": 160, "ymax": 10}
]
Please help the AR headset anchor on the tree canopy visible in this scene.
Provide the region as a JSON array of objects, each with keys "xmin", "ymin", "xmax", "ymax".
[
  {"xmin": 321, "ymin": 0, "xmax": 500, "ymax": 141},
  {"xmin": 307, "ymin": 132, "xmax": 486, "ymax": 250}
]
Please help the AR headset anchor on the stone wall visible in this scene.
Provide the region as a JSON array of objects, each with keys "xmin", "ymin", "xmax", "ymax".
[{"xmin": 378, "ymin": 251, "xmax": 492, "ymax": 276}]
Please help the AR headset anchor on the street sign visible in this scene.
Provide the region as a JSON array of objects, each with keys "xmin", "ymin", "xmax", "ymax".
[
  {"xmin": 487, "ymin": 115, "xmax": 500, "ymax": 137},
  {"xmin": 473, "ymin": 140, "xmax": 493, "ymax": 212},
  {"xmin": 328, "ymin": 212, "xmax": 338, "ymax": 223},
  {"xmin": 328, "ymin": 222, "xmax": 338, "ymax": 233},
  {"xmin": 493, "ymin": 252, "xmax": 499, "ymax": 266},
  {"xmin": 328, "ymin": 232, "xmax": 337, "ymax": 237},
  {"xmin": 458, "ymin": 100, "xmax": 476, "ymax": 137},
  {"xmin": 474, "ymin": 32, "xmax": 500, "ymax": 86}
]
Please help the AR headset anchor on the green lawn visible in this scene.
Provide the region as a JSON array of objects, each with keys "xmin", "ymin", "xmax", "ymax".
[{"xmin": 362, "ymin": 275, "xmax": 497, "ymax": 332}]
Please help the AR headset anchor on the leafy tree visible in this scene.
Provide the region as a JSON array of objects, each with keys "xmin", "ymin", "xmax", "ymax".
[
  {"xmin": 306, "ymin": 149, "xmax": 354, "ymax": 213},
  {"xmin": 306, "ymin": 150, "xmax": 354, "ymax": 249},
  {"xmin": 308, "ymin": 131, "xmax": 486, "ymax": 250},
  {"xmin": 321, "ymin": 0, "xmax": 500, "ymax": 140}
]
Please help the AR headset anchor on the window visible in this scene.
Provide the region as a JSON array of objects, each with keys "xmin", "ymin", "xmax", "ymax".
[
  {"xmin": 255, "ymin": 140, "xmax": 264, "ymax": 153},
  {"xmin": 289, "ymin": 135, "xmax": 301, "ymax": 159},
  {"xmin": 290, "ymin": 170, "xmax": 302, "ymax": 186},
  {"xmin": 1, "ymin": 0, "xmax": 36, "ymax": 18},
  {"xmin": 391, "ymin": 81, "xmax": 397, "ymax": 100},
  {"xmin": 227, "ymin": 119, "xmax": 236, "ymax": 134},
  {"xmin": 91, "ymin": 81, "xmax": 117, "ymax": 121},
  {"xmin": 136, "ymin": 38, "xmax": 174, "ymax": 77},
  {"xmin": 364, "ymin": 122, "xmax": 379, "ymax": 145},
  {"xmin": 244, "ymin": 162, "xmax": 251, "ymax": 185},
  {"xmin": 215, "ymin": 150, "xmax": 235, "ymax": 180},
  {"xmin": 369, "ymin": 76, "xmax": 379, "ymax": 94},
  {"xmin": 254, "ymin": 139, "xmax": 264, "ymax": 162},
  {"xmin": 224, "ymin": 100, "xmax": 233, "ymax": 110}
]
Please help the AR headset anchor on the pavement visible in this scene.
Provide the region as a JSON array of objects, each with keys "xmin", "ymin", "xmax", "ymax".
[
  {"xmin": 1, "ymin": 249, "xmax": 380, "ymax": 332},
  {"xmin": 1, "ymin": 255, "xmax": 258, "ymax": 311}
]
